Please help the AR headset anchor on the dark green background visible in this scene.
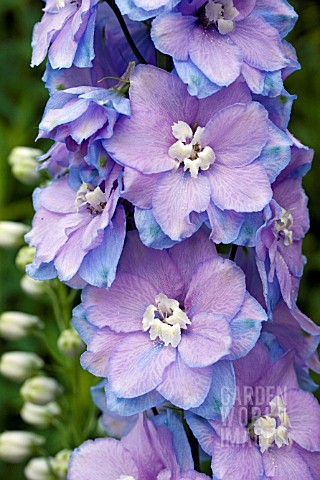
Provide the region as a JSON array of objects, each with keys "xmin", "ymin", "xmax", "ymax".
[{"xmin": 0, "ymin": 0, "xmax": 319, "ymax": 477}]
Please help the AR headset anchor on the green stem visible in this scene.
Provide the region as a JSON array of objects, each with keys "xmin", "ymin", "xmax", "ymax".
[
  {"xmin": 33, "ymin": 331, "xmax": 65, "ymax": 366},
  {"xmin": 45, "ymin": 284, "xmax": 65, "ymax": 332},
  {"xmin": 105, "ymin": 0, "xmax": 147, "ymax": 65}
]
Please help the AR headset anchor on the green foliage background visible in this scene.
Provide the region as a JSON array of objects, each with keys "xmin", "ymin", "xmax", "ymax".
[{"xmin": 0, "ymin": 0, "xmax": 319, "ymax": 477}]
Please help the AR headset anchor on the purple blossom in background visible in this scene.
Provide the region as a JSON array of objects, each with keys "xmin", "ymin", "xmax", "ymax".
[
  {"xmin": 31, "ymin": 0, "xmax": 100, "ymax": 69},
  {"xmin": 186, "ymin": 343, "xmax": 320, "ymax": 480},
  {"xmin": 151, "ymin": 0, "xmax": 298, "ymax": 98},
  {"xmin": 43, "ymin": 2, "xmax": 156, "ymax": 94},
  {"xmin": 256, "ymin": 139, "xmax": 313, "ymax": 310},
  {"xmin": 106, "ymin": 65, "xmax": 291, "ymax": 246},
  {"xmin": 25, "ymin": 164, "xmax": 126, "ymax": 288},
  {"xmin": 74, "ymin": 229, "xmax": 266, "ymax": 416},
  {"xmin": 68, "ymin": 413, "xmax": 210, "ymax": 479}
]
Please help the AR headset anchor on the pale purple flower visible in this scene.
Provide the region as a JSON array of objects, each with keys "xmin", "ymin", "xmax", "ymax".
[
  {"xmin": 25, "ymin": 164, "xmax": 126, "ymax": 289},
  {"xmin": 106, "ymin": 65, "xmax": 291, "ymax": 246},
  {"xmin": 74, "ymin": 229, "xmax": 266, "ymax": 416},
  {"xmin": 187, "ymin": 343, "xmax": 320, "ymax": 480},
  {"xmin": 151, "ymin": 0, "xmax": 298, "ymax": 98},
  {"xmin": 68, "ymin": 413, "xmax": 210, "ymax": 479},
  {"xmin": 31, "ymin": 0, "xmax": 100, "ymax": 69},
  {"xmin": 256, "ymin": 140, "xmax": 313, "ymax": 309},
  {"xmin": 43, "ymin": 2, "xmax": 156, "ymax": 94}
]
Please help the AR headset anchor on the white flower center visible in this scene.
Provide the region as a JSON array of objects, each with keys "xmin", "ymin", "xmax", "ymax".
[
  {"xmin": 204, "ymin": 0, "xmax": 239, "ymax": 34},
  {"xmin": 168, "ymin": 121, "xmax": 215, "ymax": 178},
  {"xmin": 75, "ymin": 183, "xmax": 107, "ymax": 215},
  {"xmin": 253, "ymin": 396, "xmax": 290, "ymax": 453},
  {"xmin": 118, "ymin": 476, "xmax": 136, "ymax": 480},
  {"xmin": 274, "ymin": 208, "xmax": 294, "ymax": 246},
  {"xmin": 56, "ymin": 0, "xmax": 66, "ymax": 8},
  {"xmin": 142, "ymin": 293, "xmax": 191, "ymax": 348}
]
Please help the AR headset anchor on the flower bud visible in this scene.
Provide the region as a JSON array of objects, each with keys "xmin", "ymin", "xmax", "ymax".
[
  {"xmin": 8, "ymin": 147, "xmax": 42, "ymax": 185},
  {"xmin": 0, "ymin": 221, "xmax": 29, "ymax": 248},
  {"xmin": 0, "ymin": 431, "xmax": 45, "ymax": 463},
  {"xmin": 0, "ymin": 312, "xmax": 43, "ymax": 341},
  {"xmin": 24, "ymin": 457, "xmax": 54, "ymax": 480},
  {"xmin": 0, "ymin": 352, "xmax": 44, "ymax": 382},
  {"xmin": 21, "ymin": 376, "xmax": 62, "ymax": 405},
  {"xmin": 16, "ymin": 246, "xmax": 36, "ymax": 271},
  {"xmin": 52, "ymin": 449, "xmax": 71, "ymax": 479},
  {"xmin": 21, "ymin": 275, "xmax": 46, "ymax": 297},
  {"xmin": 57, "ymin": 328, "xmax": 84, "ymax": 356},
  {"xmin": 21, "ymin": 402, "xmax": 61, "ymax": 428}
]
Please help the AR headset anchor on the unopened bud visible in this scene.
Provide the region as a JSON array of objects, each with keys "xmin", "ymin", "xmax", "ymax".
[
  {"xmin": 57, "ymin": 328, "xmax": 84, "ymax": 356},
  {"xmin": 0, "ymin": 312, "xmax": 43, "ymax": 341},
  {"xmin": 52, "ymin": 449, "xmax": 71, "ymax": 479},
  {"xmin": 21, "ymin": 275, "xmax": 46, "ymax": 297},
  {"xmin": 21, "ymin": 376, "xmax": 62, "ymax": 405},
  {"xmin": 24, "ymin": 457, "xmax": 54, "ymax": 480},
  {"xmin": 0, "ymin": 221, "xmax": 29, "ymax": 248},
  {"xmin": 16, "ymin": 246, "xmax": 36, "ymax": 271},
  {"xmin": 21, "ymin": 402, "xmax": 61, "ymax": 428},
  {"xmin": 0, "ymin": 431, "xmax": 45, "ymax": 463},
  {"xmin": 0, "ymin": 352, "xmax": 44, "ymax": 382},
  {"xmin": 8, "ymin": 147, "xmax": 42, "ymax": 185}
]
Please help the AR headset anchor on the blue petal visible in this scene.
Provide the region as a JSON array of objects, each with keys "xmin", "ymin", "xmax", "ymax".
[
  {"xmin": 184, "ymin": 412, "xmax": 216, "ymax": 456},
  {"xmin": 234, "ymin": 211, "xmax": 264, "ymax": 247},
  {"xmin": 190, "ymin": 361, "xmax": 236, "ymax": 421},
  {"xmin": 104, "ymin": 380, "xmax": 165, "ymax": 416},
  {"xmin": 77, "ymin": 206, "xmax": 126, "ymax": 288},
  {"xmin": 258, "ymin": 122, "xmax": 292, "ymax": 182},
  {"xmin": 174, "ymin": 59, "xmax": 221, "ymax": 99},
  {"xmin": 153, "ymin": 410, "xmax": 194, "ymax": 471},
  {"xmin": 254, "ymin": 89, "xmax": 296, "ymax": 131},
  {"xmin": 134, "ymin": 207, "xmax": 178, "ymax": 249},
  {"xmin": 72, "ymin": 304, "xmax": 97, "ymax": 344},
  {"xmin": 254, "ymin": 0, "xmax": 298, "ymax": 38},
  {"xmin": 26, "ymin": 261, "xmax": 57, "ymax": 281}
]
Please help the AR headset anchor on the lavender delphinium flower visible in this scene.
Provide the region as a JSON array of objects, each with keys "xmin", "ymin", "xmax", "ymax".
[
  {"xmin": 37, "ymin": 2, "xmax": 156, "ymax": 188},
  {"xmin": 106, "ymin": 64, "xmax": 291, "ymax": 247},
  {"xmin": 151, "ymin": 0, "xmax": 298, "ymax": 98},
  {"xmin": 186, "ymin": 342, "xmax": 320, "ymax": 480},
  {"xmin": 37, "ymin": 61, "xmax": 131, "ymax": 188},
  {"xmin": 43, "ymin": 2, "xmax": 156, "ymax": 95},
  {"xmin": 74, "ymin": 229, "xmax": 267, "ymax": 417},
  {"xmin": 68, "ymin": 413, "xmax": 210, "ymax": 479},
  {"xmin": 256, "ymin": 139, "xmax": 313, "ymax": 310},
  {"xmin": 25, "ymin": 164, "xmax": 126, "ymax": 289},
  {"xmin": 31, "ymin": 0, "xmax": 100, "ymax": 69}
]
